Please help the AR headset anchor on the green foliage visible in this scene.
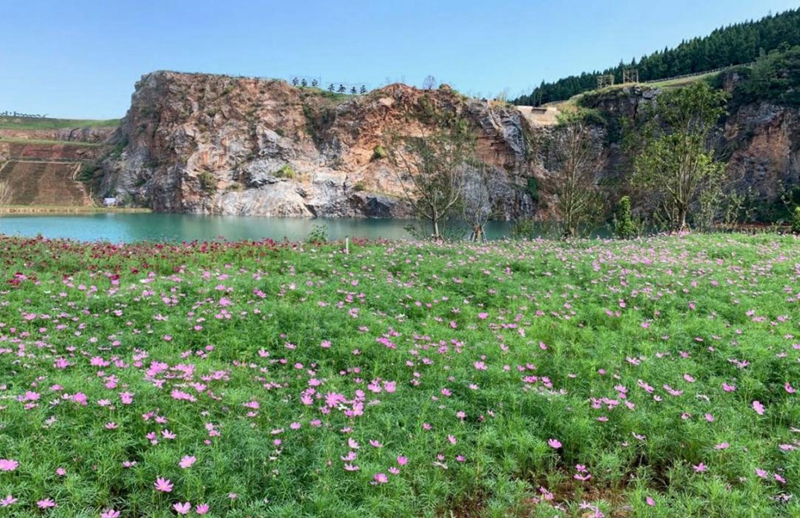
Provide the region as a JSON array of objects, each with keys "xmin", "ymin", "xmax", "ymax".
[
  {"xmin": 793, "ymin": 207, "xmax": 800, "ymax": 234},
  {"xmin": 613, "ymin": 196, "xmax": 636, "ymax": 239},
  {"xmin": 372, "ymin": 145, "xmax": 387, "ymax": 160},
  {"xmin": 353, "ymin": 181, "xmax": 366, "ymax": 192},
  {"xmin": 526, "ymin": 177, "xmax": 539, "ymax": 202},
  {"xmin": 632, "ymin": 82, "xmax": 729, "ymax": 230},
  {"xmin": 510, "ymin": 217, "xmax": 536, "ymax": 240},
  {"xmin": 274, "ymin": 164, "xmax": 296, "ymax": 179},
  {"xmin": 730, "ymin": 45, "xmax": 800, "ymax": 107},
  {"xmin": 306, "ymin": 224, "xmax": 328, "ymax": 243},
  {"xmin": 0, "ymin": 235, "xmax": 799, "ymax": 515},
  {"xmin": 77, "ymin": 163, "xmax": 100, "ymax": 183},
  {"xmin": 198, "ymin": 170, "xmax": 217, "ymax": 194},
  {"xmin": 513, "ymin": 8, "xmax": 800, "ymax": 105}
]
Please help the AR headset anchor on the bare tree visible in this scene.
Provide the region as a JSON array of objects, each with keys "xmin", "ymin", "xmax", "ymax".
[
  {"xmin": 463, "ymin": 165, "xmax": 504, "ymax": 241},
  {"xmin": 422, "ymin": 75, "xmax": 437, "ymax": 90},
  {"xmin": 544, "ymin": 122, "xmax": 604, "ymax": 237},
  {"xmin": 389, "ymin": 123, "xmax": 474, "ymax": 240}
]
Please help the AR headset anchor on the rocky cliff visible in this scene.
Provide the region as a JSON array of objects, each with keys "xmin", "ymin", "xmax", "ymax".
[
  {"xmin": 101, "ymin": 71, "xmax": 536, "ymax": 218},
  {"xmin": 98, "ymin": 70, "xmax": 800, "ymax": 221}
]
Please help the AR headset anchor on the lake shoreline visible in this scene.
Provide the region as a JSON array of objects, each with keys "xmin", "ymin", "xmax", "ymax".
[{"xmin": 0, "ymin": 206, "xmax": 152, "ymax": 215}]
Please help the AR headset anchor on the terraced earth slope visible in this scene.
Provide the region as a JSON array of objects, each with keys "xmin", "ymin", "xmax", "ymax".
[{"xmin": 0, "ymin": 117, "xmax": 117, "ymax": 207}]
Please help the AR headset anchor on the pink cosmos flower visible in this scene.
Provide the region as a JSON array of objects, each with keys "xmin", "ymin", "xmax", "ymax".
[
  {"xmin": 693, "ymin": 463, "xmax": 707, "ymax": 473},
  {"xmin": 722, "ymin": 383, "xmax": 736, "ymax": 392},
  {"xmin": 173, "ymin": 502, "xmax": 191, "ymax": 515},
  {"xmin": 179, "ymin": 455, "xmax": 197, "ymax": 469},
  {"xmin": 100, "ymin": 510, "xmax": 120, "ymax": 518},
  {"xmin": 0, "ymin": 495, "xmax": 17, "ymax": 507},
  {"xmin": 752, "ymin": 401, "xmax": 765, "ymax": 415},
  {"xmin": 714, "ymin": 443, "xmax": 729, "ymax": 450},
  {"xmin": 448, "ymin": 435, "xmax": 457, "ymax": 445},
  {"xmin": 154, "ymin": 477, "xmax": 173, "ymax": 492},
  {"xmin": 373, "ymin": 473, "xmax": 388, "ymax": 484},
  {"xmin": 37, "ymin": 498, "xmax": 56, "ymax": 509},
  {"xmin": 755, "ymin": 468, "xmax": 768, "ymax": 478},
  {"xmin": 196, "ymin": 503, "xmax": 210, "ymax": 515},
  {"xmin": 397, "ymin": 456, "xmax": 408, "ymax": 466},
  {"xmin": 646, "ymin": 496, "xmax": 655, "ymax": 506},
  {"xmin": 56, "ymin": 467, "xmax": 66, "ymax": 476},
  {"xmin": 0, "ymin": 459, "xmax": 18, "ymax": 471},
  {"xmin": 548, "ymin": 439, "xmax": 562, "ymax": 449}
]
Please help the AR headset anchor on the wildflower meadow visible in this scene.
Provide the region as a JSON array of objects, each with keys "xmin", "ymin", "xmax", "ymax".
[{"xmin": 0, "ymin": 234, "xmax": 798, "ymax": 517}]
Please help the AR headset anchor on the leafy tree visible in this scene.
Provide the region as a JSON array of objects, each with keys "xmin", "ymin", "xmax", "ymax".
[
  {"xmin": 338, "ymin": 84, "xmax": 346, "ymax": 94},
  {"xmin": 350, "ymin": 87, "xmax": 357, "ymax": 95},
  {"xmin": 291, "ymin": 77, "xmax": 299, "ymax": 86},
  {"xmin": 422, "ymin": 75, "xmax": 437, "ymax": 90},
  {"xmin": 301, "ymin": 78, "xmax": 308, "ymax": 87},
  {"xmin": 311, "ymin": 79, "xmax": 319, "ymax": 88},
  {"xmin": 328, "ymin": 83, "xmax": 335, "ymax": 92},
  {"xmin": 632, "ymin": 82, "xmax": 728, "ymax": 231},
  {"xmin": 359, "ymin": 85, "xmax": 367, "ymax": 94}
]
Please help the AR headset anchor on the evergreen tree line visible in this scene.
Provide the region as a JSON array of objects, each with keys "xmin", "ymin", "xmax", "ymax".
[{"xmin": 513, "ymin": 8, "xmax": 800, "ymax": 105}]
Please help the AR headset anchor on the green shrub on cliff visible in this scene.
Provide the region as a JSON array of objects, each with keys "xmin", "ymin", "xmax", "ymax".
[
  {"xmin": 198, "ymin": 171, "xmax": 217, "ymax": 194},
  {"xmin": 274, "ymin": 164, "xmax": 296, "ymax": 179},
  {"xmin": 372, "ymin": 145, "xmax": 387, "ymax": 160}
]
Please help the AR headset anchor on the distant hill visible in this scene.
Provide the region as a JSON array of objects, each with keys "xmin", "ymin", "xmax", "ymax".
[{"xmin": 513, "ymin": 8, "xmax": 800, "ymax": 105}]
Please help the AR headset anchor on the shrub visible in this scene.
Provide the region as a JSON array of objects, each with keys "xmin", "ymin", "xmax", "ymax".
[
  {"xmin": 510, "ymin": 218, "xmax": 536, "ymax": 240},
  {"xmin": 306, "ymin": 224, "xmax": 328, "ymax": 243},
  {"xmin": 78, "ymin": 163, "xmax": 100, "ymax": 183},
  {"xmin": 274, "ymin": 164, "xmax": 296, "ymax": 179},
  {"xmin": 353, "ymin": 181, "xmax": 366, "ymax": 192},
  {"xmin": 198, "ymin": 171, "xmax": 217, "ymax": 194},
  {"xmin": 792, "ymin": 207, "xmax": 800, "ymax": 234},
  {"xmin": 613, "ymin": 196, "xmax": 636, "ymax": 239},
  {"xmin": 372, "ymin": 145, "xmax": 387, "ymax": 160}
]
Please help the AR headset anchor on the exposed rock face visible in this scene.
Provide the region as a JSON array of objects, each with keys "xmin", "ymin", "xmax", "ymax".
[
  {"xmin": 723, "ymin": 102, "xmax": 800, "ymax": 204},
  {"xmin": 100, "ymin": 71, "xmax": 535, "ymax": 218}
]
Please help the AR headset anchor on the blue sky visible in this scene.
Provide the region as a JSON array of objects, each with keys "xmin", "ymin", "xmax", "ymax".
[{"xmin": 2, "ymin": 0, "xmax": 798, "ymax": 119}]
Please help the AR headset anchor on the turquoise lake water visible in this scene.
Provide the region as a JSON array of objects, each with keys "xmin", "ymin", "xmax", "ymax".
[{"xmin": 0, "ymin": 214, "xmax": 519, "ymax": 243}]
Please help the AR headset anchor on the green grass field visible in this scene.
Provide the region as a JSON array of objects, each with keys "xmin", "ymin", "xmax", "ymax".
[
  {"xmin": 0, "ymin": 234, "xmax": 797, "ymax": 517},
  {"xmin": 0, "ymin": 116, "xmax": 120, "ymax": 131}
]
